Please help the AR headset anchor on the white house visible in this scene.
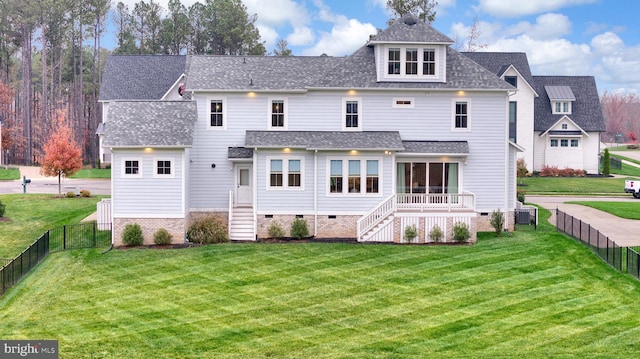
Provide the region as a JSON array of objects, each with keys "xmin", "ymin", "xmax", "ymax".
[
  {"xmin": 462, "ymin": 53, "xmax": 605, "ymax": 174},
  {"xmin": 100, "ymin": 15, "xmax": 521, "ymax": 245}
]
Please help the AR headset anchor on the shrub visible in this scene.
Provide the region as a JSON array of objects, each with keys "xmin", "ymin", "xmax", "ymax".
[
  {"xmin": 80, "ymin": 189, "xmax": 91, "ymax": 197},
  {"xmin": 428, "ymin": 224, "xmax": 443, "ymax": 243},
  {"xmin": 290, "ymin": 217, "xmax": 309, "ymax": 239},
  {"xmin": 267, "ymin": 221, "xmax": 285, "ymax": 238},
  {"xmin": 490, "ymin": 210, "xmax": 504, "ymax": 237},
  {"xmin": 602, "ymin": 148, "xmax": 610, "ymax": 175},
  {"xmin": 539, "ymin": 165, "xmax": 560, "ymax": 177},
  {"xmin": 517, "ymin": 189, "xmax": 526, "ymax": 204},
  {"xmin": 517, "ymin": 158, "xmax": 528, "ymax": 184},
  {"xmin": 0, "ymin": 200, "xmax": 5, "ymax": 217},
  {"xmin": 453, "ymin": 222, "xmax": 471, "ymax": 243},
  {"xmin": 404, "ymin": 224, "xmax": 418, "ymax": 243},
  {"xmin": 122, "ymin": 223, "xmax": 144, "ymax": 246},
  {"xmin": 153, "ymin": 228, "xmax": 173, "ymax": 245},
  {"xmin": 187, "ymin": 216, "xmax": 228, "ymax": 244},
  {"xmin": 65, "ymin": 191, "xmax": 76, "ymax": 198}
]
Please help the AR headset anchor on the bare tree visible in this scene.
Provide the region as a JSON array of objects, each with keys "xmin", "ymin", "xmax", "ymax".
[{"xmin": 465, "ymin": 16, "xmax": 487, "ymax": 52}]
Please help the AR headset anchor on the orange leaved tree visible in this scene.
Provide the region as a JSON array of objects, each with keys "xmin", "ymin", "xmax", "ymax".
[{"xmin": 40, "ymin": 110, "xmax": 83, "ymax": 195}]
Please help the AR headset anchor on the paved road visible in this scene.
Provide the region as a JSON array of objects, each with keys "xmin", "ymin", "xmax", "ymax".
[
  {"xmin": 0, "ymin": 167, "xmax": 110, "ymax": 195},
  {"xmin": 528, "ymin": 195, "xmax": 640, "ymax": 247}
]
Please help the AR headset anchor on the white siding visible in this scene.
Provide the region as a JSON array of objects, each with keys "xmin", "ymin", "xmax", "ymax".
[
  {"xmin": 113, "ymin": 149, "xmax": 186, "ymax": 217},
  {"xmin": 503, "ymin": 67, "xmax": 536, "ymax": 172},
  {"xmin": 189, "ymin": 89, "xmax": 510, "ymax": 215}
]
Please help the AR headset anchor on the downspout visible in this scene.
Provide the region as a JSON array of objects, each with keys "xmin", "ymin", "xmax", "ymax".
[
  {"xmin": 504, "ymin": 94, "xmax": 512, "ymax": 231},
  {"xmin": 314, "ymin": 150, "xmax": 318, "ymax": 237},
  {"xmin": 254, "ymin": 148, "xmax": 258, "ymax": 240}
]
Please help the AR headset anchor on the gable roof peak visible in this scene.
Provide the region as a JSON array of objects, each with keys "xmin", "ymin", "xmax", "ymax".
[{"xmin": 369, "ymin": 14, "xmax": 454, "ymax": 45}]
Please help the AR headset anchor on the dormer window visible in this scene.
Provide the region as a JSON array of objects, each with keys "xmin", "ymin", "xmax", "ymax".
[
  {"xmin": 545, "ymin": 85, "xmax": 575, "ymax": 115},
  {"xmin": 406, "ymin": 49, "xmax": 418, "ymax": 75},
  {"xmin": 388, "ymin": 48, "xmax": 401, "ymax": 74},
  {"xmin": 423, "ymin": 49, "xmax": 435, "ymax": 75},
  {"xmin": 384, "ymin": 45, "xmax": 441, "ymax": 80},
  {"xmin": 553, "ymin": 101, "xmax": 571, "ymax": 114}
]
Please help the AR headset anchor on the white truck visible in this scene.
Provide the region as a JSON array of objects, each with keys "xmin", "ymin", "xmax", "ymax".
[{"xmin": 624, "ymin": 180, "xmax": 640, "ymax": 198}]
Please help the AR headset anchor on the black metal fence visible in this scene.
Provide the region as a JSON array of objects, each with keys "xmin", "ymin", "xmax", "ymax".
[
  {"xmin": 556, "ymin": 209, "xmax": 638, "ymax": 277},
  {"xmin": 1, "ymin": 223, "xmax": 111, "ymax": 296}
]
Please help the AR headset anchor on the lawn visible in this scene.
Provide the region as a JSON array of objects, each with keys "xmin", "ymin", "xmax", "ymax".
[
  {"xmin": 0, "ymin": 167, "xmax": 20, "ymax": 180},
  {"xmin": 2, "ymin": 219, "xmax": 640, "ymax": 358},
  {"xmin": 566, "ymin": 201, "xmax": 640, "ymax": 220},
  {"xmin": 0, "ymin": 194, "xmax": 104, "ymax": 259},
  {"xmin": 519, "ymin": 176, "xmax": 628, "ymax": 195},
  {"xmin": 69, "ymin": 168, "xmax": 111, "ymax": 179}
]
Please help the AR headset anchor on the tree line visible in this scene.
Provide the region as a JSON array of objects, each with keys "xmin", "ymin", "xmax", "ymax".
[{"xmin": 0, "ymin": 0, "xmax": 268, "ymax": 167}]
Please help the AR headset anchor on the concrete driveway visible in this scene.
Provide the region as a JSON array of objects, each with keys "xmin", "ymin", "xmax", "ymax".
[{"xmin": 528, "ymin": 195, "xmax": 640, "ymax": 247}]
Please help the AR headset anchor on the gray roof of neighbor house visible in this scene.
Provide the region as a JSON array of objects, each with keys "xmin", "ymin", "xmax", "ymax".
[
  {"xmin": 102, "ymin": 101, "xmax": 197, "ymax": 147},
  {"xmin": 245, "ymin": 131, "xmax": 405, "ymax": 150},
  {"xmin": 532, "ymin": 76, "xmax": 605, "ymax": 132},
  {"xmin": 99, "ymin": 55, "xmax": 186, "ymax": 101},
  {"xmin": 401, "ymin": 141, "xmax": 469, "ymax": 154},
  {"xmin": 460, "ymin": 52, "xmax": 536, "ymax": 91}
]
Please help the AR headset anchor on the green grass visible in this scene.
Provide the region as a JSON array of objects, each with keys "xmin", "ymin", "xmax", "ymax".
[
  {"xmin": 2, "ymin": 221, "xmax": 640, "ymax": 358},
  {"xmin": 519, "ymin": 176, "xmax": 628, "ymax": 195},
  {"xmin": 0, "ymin": 167, "xmax": 20, "ymax": 180},
  {"xmin": 0, "ymin": 194, "xmax": 104, "ymax": 259},
  {"xmin": 566, "ymin": 201, "xmax": 640, "ymax": 220},
  {"xmin": 69, "ymin": 168, "xmax": 111, "ymax": 179}
]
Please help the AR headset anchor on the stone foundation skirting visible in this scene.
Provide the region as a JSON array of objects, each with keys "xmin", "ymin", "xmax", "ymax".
[{"xmin": 113, "ymin": 217, "xmax": 186, "ymax": 247}]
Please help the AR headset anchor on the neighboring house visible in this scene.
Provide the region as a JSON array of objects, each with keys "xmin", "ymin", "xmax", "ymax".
[
  {"xmin": 531, "ymin": 76, "xmax": 605, "ymax": 173},
  {"xmin": 462, "ymin": 52, "xmax": 605, "ymax": 173},
  {"xmin": 100, "ymin": 15, "xmax": 521, "ymax": 245},
  {"xmin": 97, "ymin": 55, "xmax": 187, "ymax": 165}
]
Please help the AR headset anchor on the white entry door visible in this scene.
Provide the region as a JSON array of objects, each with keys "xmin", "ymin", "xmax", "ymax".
[{"xmin": 236, "ymin": 165, "xmax": 252, "ymax": 206}]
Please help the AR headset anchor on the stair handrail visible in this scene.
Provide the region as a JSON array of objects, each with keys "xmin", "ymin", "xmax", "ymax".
[{"xmin": 357, "ymin": 194, "xmax": 396, "ymax": 241}]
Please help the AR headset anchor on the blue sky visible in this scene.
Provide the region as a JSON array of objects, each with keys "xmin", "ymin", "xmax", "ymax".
[{"xmin": 113, "ymin": 0, "xmax": 640, "ymax": 93}]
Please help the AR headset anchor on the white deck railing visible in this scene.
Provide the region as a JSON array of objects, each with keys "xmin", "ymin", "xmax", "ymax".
[
  {"xmin": 396, "ymin": 192, "xmax": 475, "ymax": 212},
  {"xmin": 356, "ymin": 194, "xmax": 396, "ymax": 241},
  {"xmin": 357, "ymin": 192, "xmax": 476, "ymax": 241}
]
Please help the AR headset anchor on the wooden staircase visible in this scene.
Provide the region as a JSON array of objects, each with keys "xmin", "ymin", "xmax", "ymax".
[{"xmin": 229, "ymin": 207, "xmax": 255, "ymax": 241}]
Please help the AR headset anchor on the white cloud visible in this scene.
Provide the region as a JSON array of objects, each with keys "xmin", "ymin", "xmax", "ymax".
[
  {"xmin": 591, "ymin": 32, "xmax": 624, "ymax": 55},
  {"xmin": 287, "ymin": 27, "xmax": 315, "ymax": 46},
  {"xmin": 256, "ymin": 25, "xmax": 279, "ymax": 52},
  {"xmin": 301, "ymin": 18, "xmax": 377, "ymax": 56},
  {"xmin": 476, "ymin": 0, "xmax": 597, "ymax": 18},
  {"xmin": 506, "ymin": 13, "xmax": 572, "ymax": 40},
  {"xmin": 243, "ymin": 0, "xmax": 310, "ymax": 28},
  {"xmin": 488, "ymin": 35, "xmax": 592, "ymax": 75}
]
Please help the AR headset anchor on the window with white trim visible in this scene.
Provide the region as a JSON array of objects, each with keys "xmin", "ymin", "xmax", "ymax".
[
  {"xmin": 550, "ymin": 139, "xmax": 558, "ymax": 147},
  {"xmin": 122, "ymin": 157, "xmax": 142, "ymax": 178},
  {"xmin": 571, "ymin": 139, "xmax": 579, "ymax": 147},
  {"xmin": 423, "ymin": 48, "xmax": 435, "ymax": 75},
  {"xmin": 268, "ymin": 157, "xmax": 303, "ymax": 190},
  {"xmin": 406, "ymin": 48, "xmax": 418, "ymax": 75},
  {"xmin": 210, "ymin": 99, "xmax": 225, "ymax": 127},
  {"xmin": 453, "ymin": 100, "xmax": 469, "ymax": 130},
  {"xmin": 553, "ymin": 101, "xmax": 571, "ymax": 114},
  {"xmin": 343, "ymin": 98, "xmax": 361, "ymax": 130},
  {"xmin": 269, "ymin": 99, "xmax": 287, "ymax": 129},
  {"xmin": 385, "ymin": 46, "xmax": 438, "ymax": 78},
  {"xmin": 560, "ymin": 139, "xmax": 569, "ymax": 147},
  {"xmin": 154, "ymin": 159, "xmax": 174, "ymax": 178},
  {"xmin": 388, "ymin": 48, "xmax": 401, "ymax": 74},
  {"xmin": 328, "ymin": 158, "xmax": 380, "ymax": 195}
]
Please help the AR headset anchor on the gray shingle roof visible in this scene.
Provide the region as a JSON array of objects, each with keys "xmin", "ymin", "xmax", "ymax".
[
  {"xmin": 99, "ymin": 55, "xmax": 186, "ymax": 101},
  {"xmin": 401, "ymin": 141, "xmax": 469, "ymax": 154},
  {"xmin": 369, "ymin": 14, "xmax": 454, "ymax": 44},
  {"xmin": 186, "ymin": 46, "xmax": 512, "ymax": 91},
  {"xmin": 245, "ymin": 131, "xmax": 405, "ymax": 150},
  {"xmin": 103, "ymin": 101, "xmax": 197, "ymax": 147},
  {"xmin": 461, "ymin": 52, "xmax": 535, "ymax": 90},
  {"xmin": 532, "ymin": 76, "xmax": 605, "ymax": 132},
  {"xmin": 228, "ymin": 147, "xmax": 253, "ymax": 159}
]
